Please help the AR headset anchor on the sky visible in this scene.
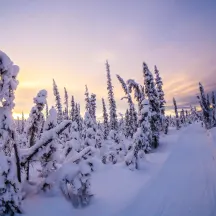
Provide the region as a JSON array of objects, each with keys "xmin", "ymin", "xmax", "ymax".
[{"xmin": 0, "ymin": 0, "xmax": 216, "ymax": 118}]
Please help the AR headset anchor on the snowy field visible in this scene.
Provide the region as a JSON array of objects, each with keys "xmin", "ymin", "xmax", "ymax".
[{"xmin": 22, "ymin": 124, "xmax": 216, "ymax": 216}]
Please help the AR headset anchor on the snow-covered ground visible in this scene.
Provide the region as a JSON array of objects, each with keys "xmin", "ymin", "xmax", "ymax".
[{"xmin": 23, "ymin": 124, "xmax": 216, "ymax": 216}]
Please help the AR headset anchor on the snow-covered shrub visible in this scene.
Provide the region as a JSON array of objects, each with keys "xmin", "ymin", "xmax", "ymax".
[{"xmin": 59, "ymin": 147, "xmax": 95, "ymax": 208}]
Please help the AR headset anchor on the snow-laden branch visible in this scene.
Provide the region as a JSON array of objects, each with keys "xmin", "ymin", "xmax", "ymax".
[
  {"xmin": 65, "ymin": 146, "xmax": 95, "ymax": 164},
  {"xmin": 20, "ymin": 120, "xmax": 72, "ymax": 166}
]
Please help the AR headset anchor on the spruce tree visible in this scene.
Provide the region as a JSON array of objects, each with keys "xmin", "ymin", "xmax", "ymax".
[
  {"xmin": 180, "ymin": 109, "xmax": 186, "ymax": 126},
  {"xmin": 90, "ymin": 93, "xmax": 96, "ymax": 121},
  {"xmin": 21, "ymin": 112, "xmax": 25, "ymax": 133},
  {"xmin": 106, "ymin": 61, "xmax": 118, "ymax": 130},
  {"xmin": 154, "ymin": 66, "xmax": 166, "ymax": 115},
  {"xmin": 70, "ymin": 95, "xmax": 75, "ymax": 121},
  {"xmin": 125, "ymin": 99, "xmax": 151, "ymax": 170},
  {"xmin": 212, "ymin": 91, "xmax": 216, "ymax": 126},
  {"xmin": 117, "ymin": 75, "xmax": 137, "ymax": 137},
  {"xmin": 124, "ymin": 109, "xmax": 130, "ymax": 138},
  {"xmin": 16, "ymin": 116, "xmax": 21, "ymax": 134},
  {"xmin": 40, "ymin": 106, "xmax": 58, "ymax": 191},
  {"xmin": 0, "ymin": 50, "xmax": 22, "ymax": 215},
  {"xmin": 197, "ymin": 83, "xmax": 211, "ymax": 129},
  {"xmin": 127, "ymin": 79, "xmax": 145, "ymax": 113},
  {"xmin": 154, "ymin": 65, "xmax": 167, "ymax": 134},
  {"xmin": 85, "ymin": 85, "xmax": 90, "ymax": 113},
  {"xmin": 53, "ymin": 79, "xmax": 63, "ymax": 123},
  {"xmin": 173, "ymin": 98, "xmax": 180, "ymax": 130},
  {"xmin": 207, "ymin": 93, "xmax": 211, "ymax": 109},
  {"xmin": 25, "ymin": 90, "xmax": 47, "ymax": 180},
  {"xmin": 64, "ymin": 87, "xmax": 69, "ymax": 120},
  {"xmin": 143, "ymin": 63, "xmax": 160, "ymax": 148},
  {"xmin": 82, "ymin": 112, "xmax": 96, "ymax": 148},
  {"xmin": 45, "ymin": 102, "xmax": 49, "ymax": 120},
  {"xmin": 102, "ymin": 98, "xmax": 109, "ymax": 139},
  {"xmin": 74, "ymin": 103, "xmax": 82, "ymax": 132}
]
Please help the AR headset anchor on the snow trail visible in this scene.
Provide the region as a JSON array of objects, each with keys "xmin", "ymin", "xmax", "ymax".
[{"xmin": 116, "ymin": 123, "xmax": 216, "ymax": 216}]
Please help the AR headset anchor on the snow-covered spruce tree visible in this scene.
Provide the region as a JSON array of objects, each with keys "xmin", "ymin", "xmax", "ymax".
[
  {"xmin": 84, "ymin": 85, "xmax": 90, "ymax": 113},
  {"xmin": 45, "ymin": 102, "xmax": 49, "ymax": 120},
  {"xmin": 143, "ymin": 63, "xmax": 160, "ymax": 148},
  {"xmin": 25, "ymin": 90, "xmax": 47, "ymax": 180},
  {"xmin": 117, "ymin": 74, "xmax": 137, "ymax": 138},
  {"xmin": 163, "ymin": 116, "xmax": 169, "ymax": 134},
  {"xmin": 74, "ymin": 103, "xmax": 82, "ymax": 132},
  {"xmin": 64, "ymin": 87, "xmax": 69, "ymax": 120},
  {"xmin": 90, "ymin": 93, "xmax": 96, "ymax": 121},
  {"xmin": 63, "ymin": 121, "xmax": 81, "ymax": 160},
  {"xmin": 53, "ymin": 79, "xmax": 63, "ymax": 123},
  {"xmin": 95, "ymin": 127, "xmax": 104, "ymax": 149},
  {"xmin": 197, "ymin": 83, "xmax": 211, "ymax": 129},
  {"xmin": 206, "ymin": 93, "xmax": 211, "ymax": 110},
  {"xmin": 102, "ymin": 98, "xmax": 109, "ymax": 139},
  {"xmin": 82, "ymin": 112, "xmax": 96, "ymax": 148},
  {"xmin": 154, "ymin": 66, "xmax": 166, "ymax": 115},
  {"xmin": 18, "ymin": 113, "xmax": 28, "ymax": 149},
  {"xmin": 127, "ymin": 79, "xmax": 145, "ymax": 113},
  {"xmin": 154, "ymin": 65, "xmax": 167, "ymax": 133},
  {"xmin": 21, "ymin": 112, "xmax": 25, "ymax": 134},
  {"xmin": 106, "ymin": 61, "xmax": 118, "ymax": 131},
  {"xmin": 70, "ymin": 95, "xmax": 75, "ymax": 121},
  {"xmin": 190, "ymin": 106, "xmax": 198, "ymax": 123},
  {"xmin": 0, "ymin": 50, "xmax": 22, "ymax": 215},
  {"xmin": 173, "ymin": 98, "xmax": 180, "ymax": 130},
  {"xmin": 16, "ymin": 117, "xmax": 21, "ymax": 134},
  {"xmin": 125, "ymin": 99, "xmax": 151, "ymax": 170},
  {"xmin": 212, "ymin": 91, "xmax": 216, "ymax": 126},
  {"xmin": 118, "ymin": 113, "xmax": 125, "ymax": 134},
  {"xmin": 26, "ymin": 90, "xmax": 47, "ymax": 147},
  {"xmin": 40, "ymin": 106, "xmax": 59, "ymax": 191},
  {"xmin": 180, "ymin": 109, "xmax": 186, "ymax": 126},
  {"xmin": 124, "ymin": 109, "xmax": 131, "ymax": 138}
]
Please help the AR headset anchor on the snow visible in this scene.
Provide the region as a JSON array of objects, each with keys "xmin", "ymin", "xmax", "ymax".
[
  {"xmin": 33, "ymin": 89, "xmax": 47, "ymax": 105},
  {"xmin": 20, "ymin": 124, "xmax": 216, "ymax": 216}
]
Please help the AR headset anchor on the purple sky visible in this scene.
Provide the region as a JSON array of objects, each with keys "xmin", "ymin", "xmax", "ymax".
[{"xmin": 1, "ymin": 0, "xmax": 216, "ymax": 118}]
